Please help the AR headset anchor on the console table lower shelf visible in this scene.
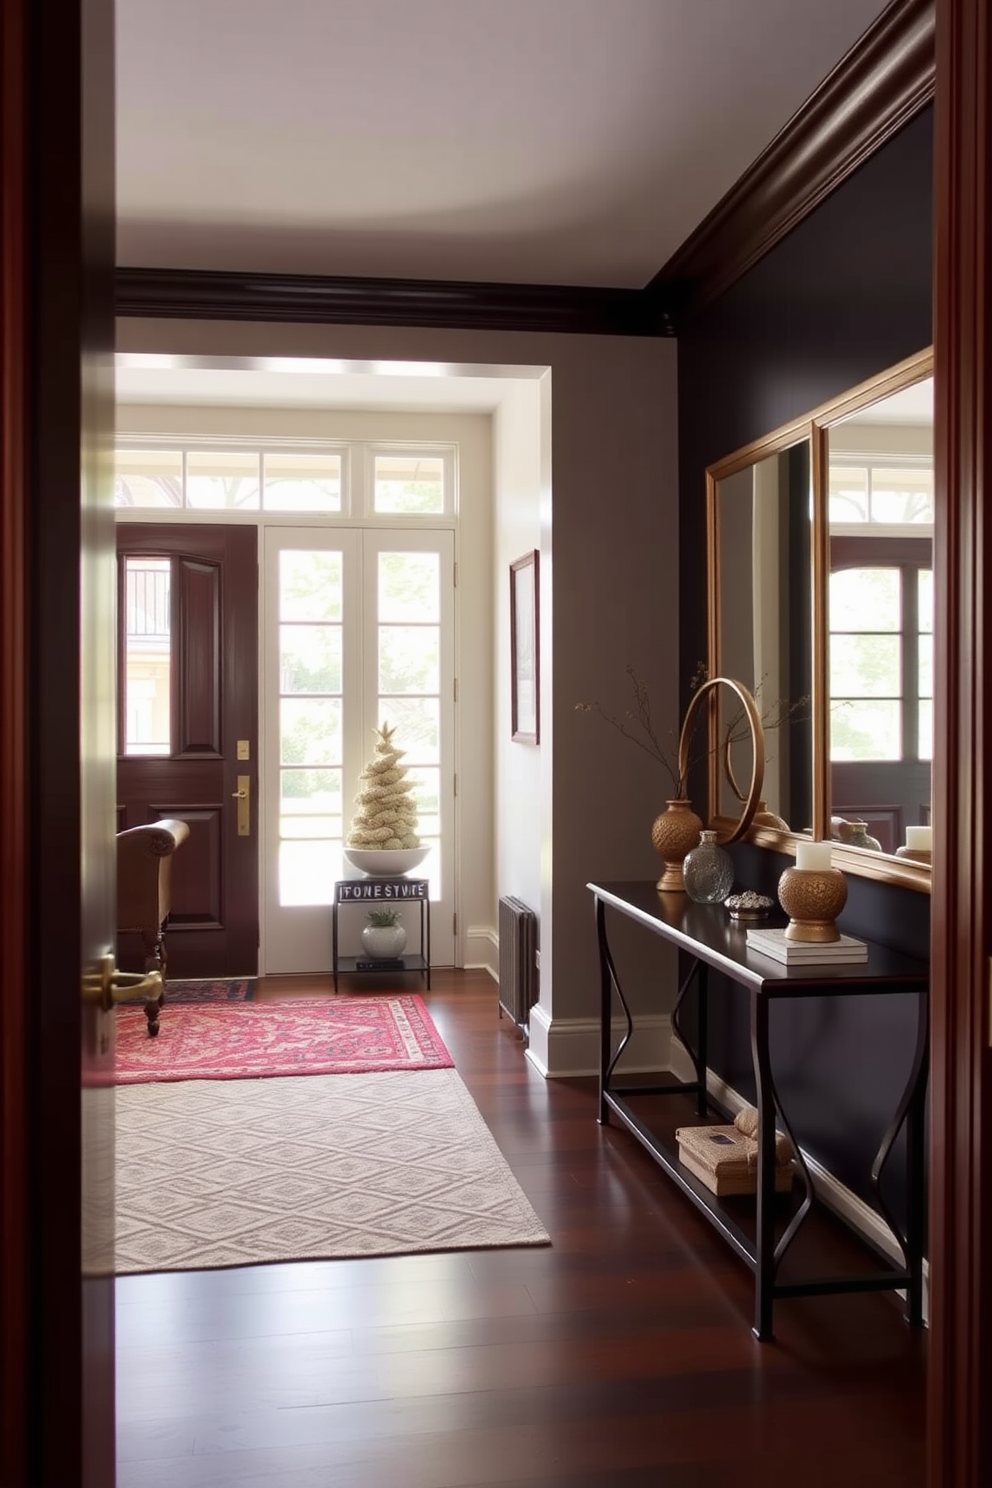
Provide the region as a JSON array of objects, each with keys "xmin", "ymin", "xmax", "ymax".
[{"xmin": 589, "ymin": 880, "xmax": 929, "ymax": 1341}]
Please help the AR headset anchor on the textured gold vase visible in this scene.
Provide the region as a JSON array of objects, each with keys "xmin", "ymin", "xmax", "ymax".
[
  {"xmin": 651, "ymin": 799, "xmax": 703, "ymax": 893},
  {"xmin": 752, "ymin": 800, "xmax": 790, "ymax": 831},
  {"xmin": 777, "ymin": 866, "xmax": 848, "ymax": 942}
]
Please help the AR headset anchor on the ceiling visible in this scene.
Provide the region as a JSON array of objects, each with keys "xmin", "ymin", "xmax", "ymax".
[{"xmin": 116, "ymin": 0, "xmax": 893, "ymax": 290}]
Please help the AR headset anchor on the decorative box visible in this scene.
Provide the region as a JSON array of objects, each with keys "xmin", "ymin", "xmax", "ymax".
[{"xmin": 675, "ymin": 1111, "xmax": 794, "ymax": 1197}]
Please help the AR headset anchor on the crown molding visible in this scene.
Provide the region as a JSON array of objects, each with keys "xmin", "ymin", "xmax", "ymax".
[
  {"xmin": 115, "ymin": 266, "xmax": 669, "ymax": 337},
  {"xmin": 648, "ymin": 0, "xmax": 935, "ymax": 326}
]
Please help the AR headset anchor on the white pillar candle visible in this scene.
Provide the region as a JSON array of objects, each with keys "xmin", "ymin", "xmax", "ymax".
[
  {"xmin": 905, "ymin": 826, "xmax": 932, "ymax": 850},
  {"xmin": 795, "ymin": 840, "xmax": 833, "ymax": 872}
]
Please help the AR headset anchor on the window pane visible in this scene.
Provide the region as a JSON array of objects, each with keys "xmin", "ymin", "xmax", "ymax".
[
  {"xmin": 918, "ymin": 700, "xmax": 933, "ymax": 761},
  {"xmin": 404, "ymin": 766, "xmax": 440, "ymax": 832},
  {"xmin": 379, "ymin": 626, "xmax": 440, "ymax": 693},
  {"xmin": 279, "ymin": 840, "xmax": 339, "ymax": 906},
  {"xmin": 186, "ymin": 451, "xmax": 260, "ymax": 509},
  {"xmin": 280, "ymin": 698, "xmax": 341, "ymax": 766},
  {"xmin": 264, "ymin": 452, "xmax": 342, "ymax": 512},
  {"xmin": 380, "ymin": 701, "xmax": 440, "ymax": 764},
  {"xmin": 374, "ymin": 454, "xmax": 444, "ymax": 514},
  {"xmin": 281, "ymin": 768, "xmax": 342, "ymax": 817},
  {"xmin": 379, "ymin": 551, "xmax": 440, "ymax": 622},
  {"xmin": 918, "ymin": 570, "xmax": 933, "ymax": 633},
  {"xmin": 918, "ymin": 633, "xmax": 932, "ymax": 699},
  {"xmin": 870, "ymin": 468, "xmax": 934, "ymax": 524},
  {"xmin": 280, "ymin": 815, "xmax": 341, "ymax": 840},
  {"xmin": 829, "ymin": 568, "xmax": 900, "ymax": 631},
  {"xmin": 830, "ymin": 634, "xmax": 901, "ymax": 698},
  {"xmin": 828, "ymin": 467, "xmax": 869, "ymax": 523},
  {"xmin": 123, "ymin": 557, "xmax": 171, "ymax": 755},
  {"xmin": 280, "ymin": 626, "xmax": 342, "ymax": 694},
  {"xmin": 279, "ymin": 551, "xmax": 342, "ymax": 622},
  {"xmin": 115, "ymin": 450, "xmax": 183, "ymax": 508},
  {"xmin": 830, "ymin": 699, "xmax": 901, "ymax": 760}
]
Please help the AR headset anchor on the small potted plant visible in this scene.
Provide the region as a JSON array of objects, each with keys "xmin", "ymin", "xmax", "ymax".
[{"xmin": 361, "ymin": 908, "xmax": 407, "ymax": 959}]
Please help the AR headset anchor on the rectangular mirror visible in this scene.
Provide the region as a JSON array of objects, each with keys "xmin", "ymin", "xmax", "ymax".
[
  {"xmin": 705, "ymin": 348, "xmax": 933, "ymax": 891},
  {"xmin": 819, "ymin": 358, "xmax": 933, "ymax": 874},
  {"xmin": 707, "ymin": 425, "xmax": 815, "ymax": 842}
]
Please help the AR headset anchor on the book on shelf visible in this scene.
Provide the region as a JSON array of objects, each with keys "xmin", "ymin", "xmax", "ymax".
[
  {"xmin": 354, "ymin": 957, "xmax": 407, "ymax": 971},
  {"xmin": 745, "ymin": 926, "xmax": 868, "ymax": 964}
]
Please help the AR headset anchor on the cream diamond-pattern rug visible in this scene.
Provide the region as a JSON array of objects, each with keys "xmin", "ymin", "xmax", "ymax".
[{"xmin": 115, "ymin": 1068, "xmax": 550, "ymax": 1273}]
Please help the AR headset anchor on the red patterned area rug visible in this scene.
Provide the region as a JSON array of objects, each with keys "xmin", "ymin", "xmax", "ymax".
[
  {"xmin": 115, "ymin": 994, "xmax": 453, "ymax": 1084},
  {"xmin": 165, "ymin": 978, "xmax": 255, "ymax": 1004}
]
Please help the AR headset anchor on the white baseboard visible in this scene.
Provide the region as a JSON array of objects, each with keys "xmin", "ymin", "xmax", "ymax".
[
  {"xmin": 464, "ymin": 926, "xmax": 498, "ymax": 978},
  {"xmin": 526, "ymin": 1004, "xmax": 674, "ymax": 1080},
  {"xmin": 669, "ymin": 1039, "xmax": 929, "ymax": 1321}
]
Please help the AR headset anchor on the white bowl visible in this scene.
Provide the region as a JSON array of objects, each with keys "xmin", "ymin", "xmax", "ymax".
[{"xmin": 343, "ymin": 846, "xmax": 431, "ymax": 878}]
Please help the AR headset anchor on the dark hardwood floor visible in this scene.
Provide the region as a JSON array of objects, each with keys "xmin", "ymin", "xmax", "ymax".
[{"xmin": 116, "ymin": 970, "xmax": 926, "ymax": 1487}]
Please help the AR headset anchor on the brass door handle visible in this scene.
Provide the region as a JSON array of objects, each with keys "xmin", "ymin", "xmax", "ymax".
[
  {"xmin": 83, "ymin": 955, "xmax": 163, "ymax": 1011},
  {"xmin": 232, "ymin": 774, "xmax": 250, "ymax": 835}
]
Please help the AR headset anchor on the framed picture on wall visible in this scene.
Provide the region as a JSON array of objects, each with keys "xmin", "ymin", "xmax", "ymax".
[{"xmin": 510, "ymin": 549, "xmax": 539, "ymax": 743}]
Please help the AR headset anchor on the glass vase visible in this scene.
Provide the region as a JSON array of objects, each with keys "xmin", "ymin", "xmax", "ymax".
[{"xmin": 682, "ymin": 830, "xmax": 734, "ymax": 904}]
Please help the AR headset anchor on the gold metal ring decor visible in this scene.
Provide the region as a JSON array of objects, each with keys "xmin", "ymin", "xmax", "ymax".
[
  {"xmin": 678, "ymin": 678, "xmax": 766, "ymax": 844},
  {"xmin": 651, "ymin": 678, "xmax": 766, "ymax": 894}
]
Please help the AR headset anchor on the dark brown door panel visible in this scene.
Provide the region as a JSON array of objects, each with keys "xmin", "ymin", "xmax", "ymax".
[{"xmin": 117, "ymin": 524, "xmax": 258, "ymax": 976}]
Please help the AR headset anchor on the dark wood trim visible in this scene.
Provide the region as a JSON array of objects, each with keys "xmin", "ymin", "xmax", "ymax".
[
  {"xmin": 0, "ymin": 0, "xmax": 31, "ymax": 1481},
  {"xmin": 115, "ymin": 265, "xmax": 667, "ymax": 337},
  {"xmin": 929, "ymin": 0, "xmax": 992, "ymax": 1483},
  {"xmin": 649, "ymin": 0, "xmax": 935, "ymax": 324}
]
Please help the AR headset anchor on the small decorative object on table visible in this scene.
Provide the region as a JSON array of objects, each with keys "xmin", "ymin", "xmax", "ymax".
[
  {"xmin": 343, "ymin": 723, "xmax": 430, "ymax": 877},
  {"xmin": 896, "ymin": 825, "xmax": 932, "ymax": 864},
  {"xmin": 777, "ymin": 840, "xmax": 848, "ymax": 942},
  {"xmin": 361, "ymin": 908, "xmax": 407, "ymax": 960},
  {"xmin": 725, "ymin": 890, "xmax": 774, "ymax": 923},
  {"xmin": 846, "ymin": 819, "xmax": 883, "ymax": 852},
  {"xmin": 651, "ymin": 799, "xmax": 704, "ymax": 892},
  {"xmin": 682, "ymin": 830, "xmax": 734, "ymax": 904},
  {"xmin": 675, "ymin": 1106, "xmax": 794, "ymax": 1197}
]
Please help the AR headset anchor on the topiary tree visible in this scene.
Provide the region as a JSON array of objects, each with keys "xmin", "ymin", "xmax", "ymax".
[{"xmin": 346, "ymin": 723, "xmax": 421, "ymax": 849}]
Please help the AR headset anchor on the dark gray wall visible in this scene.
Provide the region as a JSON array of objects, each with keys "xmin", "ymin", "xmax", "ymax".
[{"xmin": 677, "ymin": 106, "xmax": 934, "ymax": 1219}]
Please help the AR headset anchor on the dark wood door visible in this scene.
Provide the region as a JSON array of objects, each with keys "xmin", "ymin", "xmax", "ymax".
[
  {"xmin": 116, "ymin": 524, "xmax": 259, "ymax": 977},
  {"xmin": 1, "ymin": 0, "xmax": 117, "ymax": 1481}
]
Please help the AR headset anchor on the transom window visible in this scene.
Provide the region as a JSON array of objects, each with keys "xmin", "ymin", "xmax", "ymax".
[
  {"xmin": 828, "ymin": 461, "xmax": 933, "ymax": 526},
  {"xmin": 114, "ymin": 442, "xmax": 454, "ymax": 516}
]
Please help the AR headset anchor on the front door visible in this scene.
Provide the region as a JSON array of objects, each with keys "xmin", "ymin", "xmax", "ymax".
[{"xmin": 116, "ymin": 524, "xmax": 259, "ymax": 977}]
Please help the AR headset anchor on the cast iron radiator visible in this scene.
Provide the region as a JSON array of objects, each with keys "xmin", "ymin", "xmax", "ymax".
[{"xmin": 498, "ymin": 895, "xmax": 538, "ymax": 1026}]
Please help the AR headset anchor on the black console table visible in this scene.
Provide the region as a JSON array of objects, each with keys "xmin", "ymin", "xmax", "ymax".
[
  {"xmin": 332, "ymin": 876, "xmax": 431, "ymax": 993},
  {"xmin": 588, "ymin": 880, "xmax": 929, "ymax": 1340}
]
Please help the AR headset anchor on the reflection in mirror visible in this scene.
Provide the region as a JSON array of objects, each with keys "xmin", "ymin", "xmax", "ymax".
[
  {"xmin": 713, "ymin": 440, "xmax": 813, "ymax": 836},
  {"xmin": 825, "ymin": 377, "xmax": 933, "ymax": 861}
]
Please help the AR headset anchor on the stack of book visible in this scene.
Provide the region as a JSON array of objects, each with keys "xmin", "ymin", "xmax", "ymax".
[{"xmin": 745, "ymin": 926, "xmax": 868, "ymax": 964}]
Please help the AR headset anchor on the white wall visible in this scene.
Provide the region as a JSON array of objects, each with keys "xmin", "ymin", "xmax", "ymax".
[{"xmin": 117, "ymin": 318, "xmax": 681, "ymax": 1075}]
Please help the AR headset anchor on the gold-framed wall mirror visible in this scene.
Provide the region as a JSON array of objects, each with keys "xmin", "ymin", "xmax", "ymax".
[{"xmin": 706, "ymin": 348, "xmax": 933, "ymax": 893}]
